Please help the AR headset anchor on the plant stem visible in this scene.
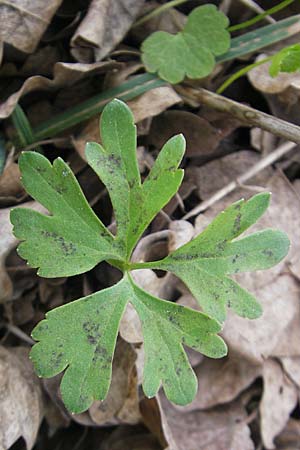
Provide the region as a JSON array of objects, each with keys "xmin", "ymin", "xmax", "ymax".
[
  {"xmin": 176, "ymin": 84, "xmax": 300, "ymax": 145},
  {"xmin": 133, "ymin": 0, "xmax": 191, "ymax": 28},
  {"xmin": 217, "ymin": 56, "xmax": 273, "ymax": 94},
  {"xmin": 229, "ymin": 0, "xmax": 294, "ymax": 32}
]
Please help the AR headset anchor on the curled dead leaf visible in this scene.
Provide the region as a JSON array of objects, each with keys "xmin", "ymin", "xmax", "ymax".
[
  {"xmin": 71, "ymin": 0, "xmax": 144, "ymax": 62},
  {"xmin": 0, "ymin": 346, "xmax": 43, "ymax": 450},
  {"xmin": 0, "ymin": 0, "xmax": 63, "ymax": 53}
]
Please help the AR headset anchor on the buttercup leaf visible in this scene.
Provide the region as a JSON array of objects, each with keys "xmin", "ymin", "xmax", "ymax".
[
  {"xmin": 86, "ymin": 99, "xmax": 185, "ymax": 256},
  {"xmin": 150, "ymin": 193, "xmax": 290, "ymax": 322},
  {"xmin": 30, "ymin": 278, "xmax": 129, "ymax": 413},
  {"xmin": 10, "ymin": 152, "xmax": 121, "ymax": 277},
  {"xmin": 129, "ymin": 275, "xmax": 227, "ymax": 404},
  {"xmin": 141, "ymin": 4, "xmax": 230, "ymax": 83},
  {"xmin": 10, "ymin": 99, "xmax": 290, "ymax": 413},
  {"xmin": 30, "ymin": 273, "xmax": 226, "ymax": 413}
]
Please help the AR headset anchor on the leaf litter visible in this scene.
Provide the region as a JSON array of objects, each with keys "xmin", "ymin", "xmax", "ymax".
[{"xmin": 1, "ymin": 1, "xmax": 300, "ymax": 449}]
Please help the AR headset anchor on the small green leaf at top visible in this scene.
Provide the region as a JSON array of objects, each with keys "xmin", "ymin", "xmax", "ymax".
[
  {"xmin": 141, "ymin": 4, "xmax": 231, "ymax": 84},
  {"xmin": 269, "ymin": 43, "xmax": 300, "ymax": 77}
]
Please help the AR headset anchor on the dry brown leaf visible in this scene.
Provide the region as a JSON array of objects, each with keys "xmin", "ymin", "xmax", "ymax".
[
  {"xmin": 71, "ymin": 0, "xmax": 144, "ymax": 63},
  {"xmin": 0, "ymin": 346, "xmax": 43, "ymax": 450},
  {"xmin": 141, "ymin": 395, "xmax": 254, "ymax": 450},
  {"xmin": 0, "ymin": 0, "xmax": 63, "ymax": 53},
  {"xmin": 0, "ymin": 202, "xmax": 46, "ymax": 302},
  {"xmin": 222, "ymin": 275, "xmax": 300, "ymax": 364},
  {"xmin": 248, "ymin": 55, "xmax": 300, "ymax": 94},
  {"xmin": 168, "ymin": 220, "xmax": 194, "ymax": 252},
  {"xmin": 73, "ymin": 87, "xmax": 181, "ymax": 158},
  {"xmin": 149, "ymin": 110, "xmax": 222, "ymax": 157},
  {"xmin": 128, "ymin": 87, "xmax": 181, "ymax": 123},
  {"xmin": 0, "ymin": 154, "xmax": 25, "ymax": 205},
  {"xmin": 281, "ymin": 357, "xmax": 300, "ymax": 389},
  {"xmin": 0, "ymin": 60, "xmax": 119, "ymax": 119},
  {"xmin": 260, "ymin": 358, "xmax": 298, "ymax": 449},
  {"xmin": 88, "ymin": 339, "xmax": 140, "ymax": 426},
  {"xmin": 179, "ymin": 353, "xmax": 261, "ymax": 412},
  {"xmin": 275, "ymin": 419, "xmax": 300, "ymax": 449}
]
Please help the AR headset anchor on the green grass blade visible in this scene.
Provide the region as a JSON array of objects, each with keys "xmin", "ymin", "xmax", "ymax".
[
  {"xmin": 33, "ymin": 73, "xmax": 166, "ymax": 141},
  {"xmin": 219, "ymin": 14, "xmax": 300, "ymax": 63}
]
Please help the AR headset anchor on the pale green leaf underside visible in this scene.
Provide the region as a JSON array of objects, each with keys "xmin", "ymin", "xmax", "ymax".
[
  {"xmin": 153, "ymin": 193, "xmax": 290, "ymax": 322},
  {"xmin": 141, "ymin": 4, "xmax": 230, "ymax": 83},
  {"xmin": 30, "ymin": 274, "xmax": 226, "ymax": 413},
  {"xmin": 10, "ymin": 152, "xmax": 122, "ymax": 277},
  {"xmin": 269, "ymin": 44, "xmax": 300, "ymax": 77},
  {"xmin": 86, "ymin": 99, "xmax": 185, "ymax": 256}
]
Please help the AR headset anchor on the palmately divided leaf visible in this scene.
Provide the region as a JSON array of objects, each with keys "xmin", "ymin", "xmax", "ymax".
[
  {"xmin": 30, "ymin": 273, "xmax": 226, "ymax": 411},
  {"xmin": 30, "ymin": 278, "xmax": 129, "ymax": 414},
  {"xmin": 141, "ymin": 4, "xmax": 230, "ymax": 83},
  {"xmin": 151, "ymin": 193, "xmax": 290, "ymax": 322},
  {"xmin": 10, "ymin": 152, "xmax": 124, "ymax": 277},
  {"xmin": 86, "ymin": 99, "xmax": 185, "ymax": 256},
  {"xmin": 129, "ymin": 275, "xmax": 227, "ymax": 405},
  {"xmin": 269, "ymin": 43, "xmax": 300, "ymax": 77}
]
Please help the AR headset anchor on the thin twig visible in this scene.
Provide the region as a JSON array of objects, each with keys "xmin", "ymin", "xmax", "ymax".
[
  {"xmin": 176, "ymin": 85, "xmax": 300, "ymax": 145},
  {"xmin": 183, "ymin": 141, "xmax": 296, "ymax": 219},
  {"xmin": 3, "ymin": 323, "xmax": 35, "ymax": 345},
  {"xmin": 237, "ymin": 0, "xmax": 276, "ymax": 23}
]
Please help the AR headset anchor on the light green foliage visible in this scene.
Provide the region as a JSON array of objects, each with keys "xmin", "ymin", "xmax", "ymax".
[
  {"xmin": 151, "ymin": 194, "xmax": 289, "ymax": 322},
  {"xmin": 11, "ymin": 99, "xmax": 289, "ymax": 414},
  {"xmin": 269, "ymin": 44, "xmax": 300, "ymax": 77},
  {"xmin": 141, "ymin": 4, "xmax": 230, "ymax": 84},
  {"xmin": 86, "ymin": 100, "xmax": 184, "ymax": 257}
]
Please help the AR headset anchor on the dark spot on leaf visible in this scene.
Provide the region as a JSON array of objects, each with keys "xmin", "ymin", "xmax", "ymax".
[
  {"xmin": 175, "ymin": 367, "xmax": 182, "ymax": 376},
  {"xmin": 262, "ymin": 249, "xmax": 273, "ymax": 257},
  {"xmin": 233, "ymin": 212, "xmax": 242, "ymax": 234},
  {"xmin": 35, "ymin": 166, "xmax": 46, "ymax": 174},
  {"xmin": 41, "ymin": 231, "xmax": 76, "ymax": 256}
]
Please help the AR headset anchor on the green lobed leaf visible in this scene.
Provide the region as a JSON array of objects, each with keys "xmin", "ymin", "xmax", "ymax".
[
  {"xmin": 141, "ymin": 4, "xmax": 230, "ymax": 84},
  {"xmin": 30, "ymin": 278, "xmax": 129, "ymax": 413},
  {"xmin": 10, "ymin": 152, "xmax": 122, "ymax": 277},
  {"xmin": 129, "ymin": 275, "xmax": 227, "ymax": 404},
  {"xmin": 150, "ymin": 193, "xmax": 290, "ymax": 322},
  {"xmin": 30, "ymin": 274, "xmax": 226, "ymax": 412},
  {"xmin": 86, "ymin": 99, "xmax": 185, "ymax": 257},
  {"xmin": 269, "ymin": 44, "xmax": 300, "ymax": 77},
  {"xmin": 11, "ymin": 99, "xmax": 290, "ymax": 414}
]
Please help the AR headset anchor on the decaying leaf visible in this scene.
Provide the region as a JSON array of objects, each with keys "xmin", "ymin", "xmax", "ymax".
[
  {"xmin": 181, "ymin": 352, "xmax": 261, "ymax": 411},
  {"xmin": 260, "ymin": 359, "xmax": 298, "ymax": 449},
  {"xmin": 88, "ymin": 339, "xmax": 140, "ymax": 425},
  {"xmin": 0, "ymin": 60, "xmax": 119, "ymax": 119},
  {"xmin": 0, "ymin": 346, "xmax": 43, "ymax": 450},
  {"xmin": 141, "ymin": 395, "xmax": 255, "ymax": 450},
  {"xmin": 0, "ymin": 0, "xmax": 63, "ymax": 53},
  {"xmin": 71, "ymin": 0, "xmax": 144, "ymax": 62}
]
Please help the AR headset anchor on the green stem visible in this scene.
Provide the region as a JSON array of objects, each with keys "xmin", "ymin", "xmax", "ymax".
[
  {"xmin": 216, "ymin": 55, "xmax": 273, "ymax": 94},
  {"xmin": 133, "ymin": 0, "xmax": 191, "ymax": 28},
  {"xmin": 228, "ymin": 0, "xmax": 295, "ymax": 32},
  {"xmin": 129, "ymin": 260, "xmax": 165, "ymax": 270}
]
